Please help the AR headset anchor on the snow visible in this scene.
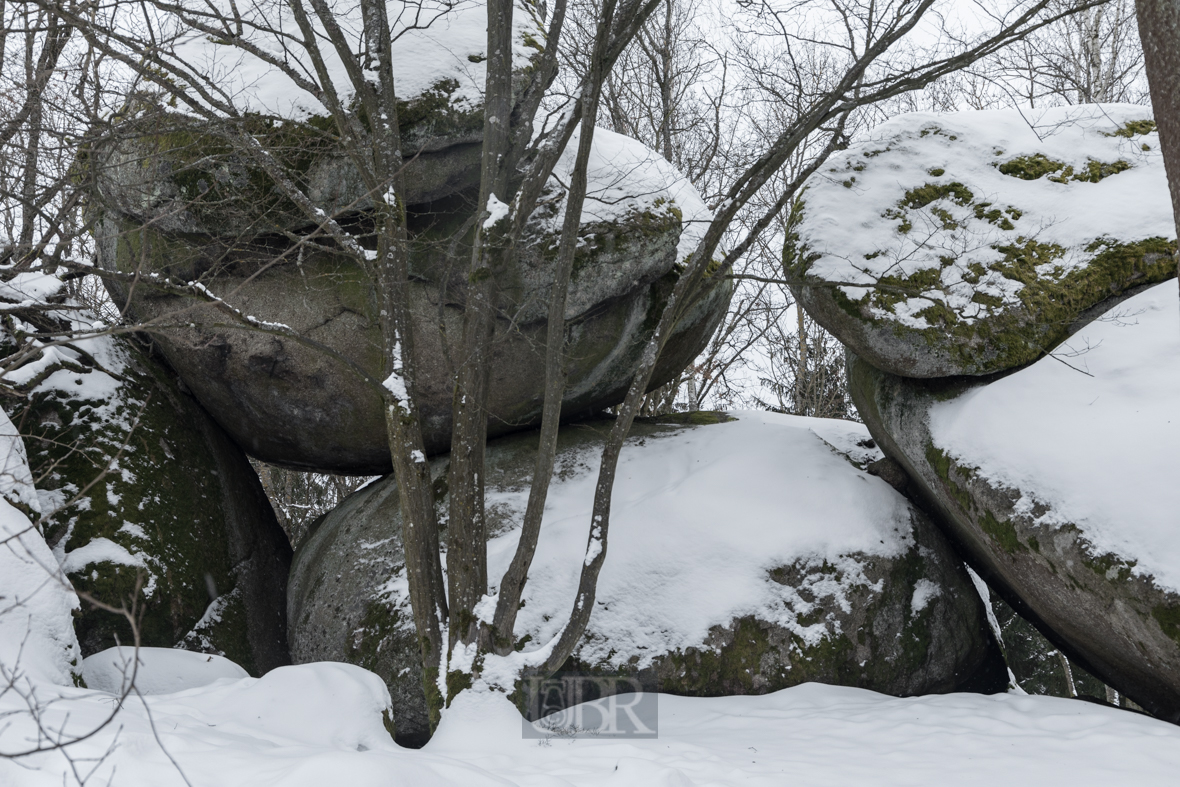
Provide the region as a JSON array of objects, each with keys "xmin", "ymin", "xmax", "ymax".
[
  {"xmin": 797, "ymin": 104, "xmax": 1172, "ymax": 328},
  {"xmin": 0, "ymin": 408, "xmax": 42, "ymax": 515},
  {"xmin": 929, "ymin": 280, "xmax": 1180, "ymax": 591},
  {"xmin": 82, "ymin": 647, "xmax": 249, "ymax": 695},
  {"xmin": 153, "ymin": 1, "xmax": 544, "ymax": 120},
  {"xmin": 382, "ymin": 339, "xmax": 409, "ymax": 402},
  {"xmin": 4, "ymin": 666, "xmax": 1179, "ymax": 786},
  {"xmin": 547, "ymin": 124, "xmax": 712, "ymax": 264},
  {"xmin": 480, "ymin": 412, "xmax": 914, "ymax": 666},
  {"xmin": 59, "ymin": 536, "xmax": 148, "ymax": 575},
  {"xmin": 0, "ymin": 411, "xmax": 81, "ymax": 686},
  {"xmin": 910, "ymin": 578, "xmax": 939, "ymax": 612},
  {"xmin": 483, "ymin": 192, "xmax": 510, "ymax": 229},
  {"xmin": 0, "ymin": 272, "xmax": 64, "ymax": 306}
]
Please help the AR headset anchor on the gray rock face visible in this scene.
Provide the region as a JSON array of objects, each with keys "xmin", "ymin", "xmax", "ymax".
[
  {"xmin": 847, "ymin": 352, "xmax": 1180, "ymax": 722},
  {"xmin": 90, "ymin": 111, "xmax": 486, "ymax": 238},
  {"xmin": 5, "ymin": 330, "xmax": 291, "ymax": 676},
  {"xmin": 788, "ymin": 104, "xmax": 1175, "ymax": 378},
  {"xmin": 288, "ymin": 413, "xmax": 1005, "ymax": 745},
  {"xmin": 93, "ymin": 145, "xmax": 729, "ymax": 473}
]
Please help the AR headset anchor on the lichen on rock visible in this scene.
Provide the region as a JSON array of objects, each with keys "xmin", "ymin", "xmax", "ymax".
[{"xmin": 787, "ymin": 104, "xmax": 1175, "ymax": 378}]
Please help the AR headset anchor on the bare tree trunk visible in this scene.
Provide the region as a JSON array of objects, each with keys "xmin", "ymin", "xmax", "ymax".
[
  {"xmin": 18, "ymin": 8, "xmax": 44, "ymax": 252},
  {"xmin": 659, "ymin": 0, "xmax": 674, "ymax": 161},
  {"xmin": 795, "ymin": 303, "xmax": 807, "ymax": 414},
  {"xmin": 490, "ymin": 0, "xmax": 623, "ymax": 654},
  {"xmin": 447, "ymin": 0, "xmax": 518, "ymax": 651},
  {"xmin": 1057, "ymin": 650, "xmax": 1078, "ymax": 696},
  {"xmin": 1134, "ymin": 0, "xmax": 1180, "ymax": 290}
]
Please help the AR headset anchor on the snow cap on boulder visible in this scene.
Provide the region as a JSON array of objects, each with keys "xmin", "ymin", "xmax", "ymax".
[{"xmin": 789, "ymin": 104, "xmax": 1175, "ymax": 378}]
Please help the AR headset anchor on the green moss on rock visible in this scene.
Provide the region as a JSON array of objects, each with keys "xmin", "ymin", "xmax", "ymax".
[
  {"xmin": 1153, "ymin": 604, "xmax": 1180, "ymax": 646},
  {"xmin": 3, "ymin": 330, "xmax": 289, "ymax": 673},
  {"xmin": 980, "ymin": 510, "xmax": 1025, "ymax": 555},
  {"xmin": 998, "ymin": 154, "xmax": 1132, "ymax": 183},
  {"xmin": 1104, "ymin": 119, "xmax": 1157, "ymax": 138}
]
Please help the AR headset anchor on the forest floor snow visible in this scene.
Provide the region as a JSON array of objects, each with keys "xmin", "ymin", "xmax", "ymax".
[{"xmin": 2, "ymin": 656, "xmax": 1178, "ymax": 786}]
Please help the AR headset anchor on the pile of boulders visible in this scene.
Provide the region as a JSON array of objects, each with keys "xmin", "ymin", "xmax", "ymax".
[
  {"xmin": 10, "ymin": 0, "xmax": 1176, "ymax": 745},
  {"xmin": 789, "ymin": 102, "xmax": 1180, "ymax": 721}
]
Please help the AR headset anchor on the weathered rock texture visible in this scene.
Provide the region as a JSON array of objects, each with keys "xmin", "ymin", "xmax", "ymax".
[
  {"xmin": 4, "ymin": 330, "xmax": 291, "ymax": 675},
  {"xmin": 788, "ymin": 104, "xmax": 1175, "ymax": 377},
  {"xmin": 288, "ymin": 413, "xmax": 1004, "ymax": 745},
  {"xmin": 91, "ymin": 120, "xmax": 728, "ymax": 473},
  {"xmin": 848, "ymin": 352, "xmax": 1180, "ymax": 722}
]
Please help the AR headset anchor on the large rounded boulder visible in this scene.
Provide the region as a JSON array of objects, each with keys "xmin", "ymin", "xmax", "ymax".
[
  {"xmin": 848, "ymin": 280, "xmax": 1180, "ymax": 721},
  {"xmin": 288, "ymin": 411, "xmax": 1005, "ymax": 745},
  {"xmin": 93, "ymin": 125, "xmax": 728, "ymax": 473},
  {"xmin": 2, "ymin": 306, "xmax": 291, "ymax": 676},
  {"xmin": 787, "ymin": 104, "xmax": 1175, "ymax": 378}
]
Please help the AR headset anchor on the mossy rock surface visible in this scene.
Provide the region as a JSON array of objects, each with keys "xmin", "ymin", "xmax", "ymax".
[
  {"xmin": 788, "ymin": 104, "xmax": 1175, "ymax": 377},
  {"xmin": 94, "ymin": 129, "xmax": 729, "ymax": 473},
  {"xmin": 288, "ymin": 412, "xmax": 1004, "ymax": 744},
  {"xmin": 3, "ymin": 330, "xmax": 292, "ymax": 675},
  {"xmin": 847, "ymin": 350, "xmax": 1180, "ymax": 722},
  {"xmin": 89, "ymin": 107, "xmax": 485, "ymax": 237}
]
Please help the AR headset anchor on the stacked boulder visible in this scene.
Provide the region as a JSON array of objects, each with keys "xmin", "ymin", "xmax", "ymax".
[
  {"xmin": 53, "ymin": 2, "xmax": 1047, "ymax": 739},
  {"xmin": 86, "ymin": 2, "xmax": 728, "ymax": 474},
  {"xmin": 788, "ymin": 103, "xmax": 1180, "ymax": 720}
]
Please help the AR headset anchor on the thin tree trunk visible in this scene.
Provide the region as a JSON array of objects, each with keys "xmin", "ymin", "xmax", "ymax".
[
  {"xmin": 447, "ymin": 0, "xmax": 517, "ymax": 651},
  {"xmin": 18, "ymin": 8, "xmax": 44, "ymax": 252},
  {"xmin": 796, "ymin": 304, "xmax": 807, "ymax": 415},
  {"xmin": 659, "ymin": 0, "xmax": 673, "ymax": 161},
  {"xmin": 1057, "ymin": 650, "xmax": 1078, "ymax": 697},
  {"xmin": 490, "ymin": 0, "xmax": 621, "ymax": 654},
  {"xmin": 1134, "ymin": 0, "xmax": 1180, "ymax": 290}
]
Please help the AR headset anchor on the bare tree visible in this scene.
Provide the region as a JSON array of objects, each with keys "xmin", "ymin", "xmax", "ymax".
[{"xmin": 989, "ymin": 0, "xmax": 1146, "ymax": 106}]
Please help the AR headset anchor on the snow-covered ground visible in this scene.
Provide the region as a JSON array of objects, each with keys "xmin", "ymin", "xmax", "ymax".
[
  {"xmin": 929, "ymin": 280, "xmax": 1180, "ymax": 591},
  {"xmin": 3, "ymin": 658, "xmax": 1178, "ymax": 786},
  {"xmin": 6, "ymin": 403, "xmax": 1179, "ymax": 785}
]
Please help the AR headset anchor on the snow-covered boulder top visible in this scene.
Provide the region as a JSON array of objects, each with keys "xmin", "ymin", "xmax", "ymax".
[
  {"xmin": 152, "ymin": 0, "xmax": 543, "ymax": 122},
  {"xmin": 848, "ymin": 280, "xmax": 1180, "ymax": 719},
  {"xmin": 790, "ymin": 104, "xmax": 1176, "ymax": 378},
  {"xmin": 93, "ymin": 1, "xmax": 547, "ymax": 229}
]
